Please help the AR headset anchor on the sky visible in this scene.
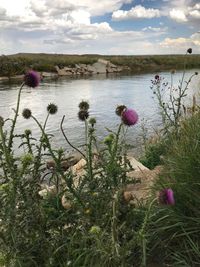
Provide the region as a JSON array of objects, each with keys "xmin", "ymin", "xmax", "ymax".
[{"xmin": 0, "ymin": 0, "xmax": 200, "ymax": 55}]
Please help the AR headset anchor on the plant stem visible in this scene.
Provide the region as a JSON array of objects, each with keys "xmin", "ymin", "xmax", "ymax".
[
  {"xmin": 111, "ymin": 191, "xmax": 120, "ymax": 258},
  {"xmin": 8, "ymin": 83, "xmax": 24, "ymax": 151},
  {"xmin": 32, "ymin": 115, "xmax": 85, "ymax": 207},
  {"xmin": 60, "ymin": 115, "xmax": 85, "ymax": 158}
]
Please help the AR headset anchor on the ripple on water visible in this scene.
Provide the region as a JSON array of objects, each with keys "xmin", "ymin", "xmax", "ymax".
[{"xmin": 0, "ymin": 70, "xmax": 199, "ymax": 155}]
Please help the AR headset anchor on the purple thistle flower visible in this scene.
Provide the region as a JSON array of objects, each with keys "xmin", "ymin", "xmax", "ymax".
[
  {"xmin": 121, "ymin": 108, "xmax": 138, "ymax": 126},
  {"xmin": 24, "ymin": 70, "xmax": 40, "ymax": 88},
  {"xmin": 158, "ymin": 188, "xmax": 175, "ymax": 206}
]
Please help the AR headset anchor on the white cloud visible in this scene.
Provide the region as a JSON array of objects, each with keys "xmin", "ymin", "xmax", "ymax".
[
  {"xmin": 169, "ymin": 9, "xmax": 187, "ymax": 22},
  {"xmin": 112, "ymin": 5, "xmax": 160, "ymax": 20},
  {"xmin": 189, "ymin": 9, "xmax": 200, "ymax": 19},
  {"xmin": 0, "ymin": 0, "xmax": 199, "ymax": 55},
  {"xmin": 0, "ymin": 0, "xmax": 133, "ymax": 18},
  {"xmin": 69, "ymin": 10, "xmax": 91, "ymax": 25},
  {"xmin": 160, "ymin": 33, "xmax": 200, "ymax": 52},
  {"xmin": 142, "ymin": 26, "xmax": 168, "ymax": 33},
  {"xmin": 168, "ymin": 1, "xmax": 200, "ymax": 23},
  {"xmin": 0, "ymin": 6, "xmax": 6, "ymax": 16}
]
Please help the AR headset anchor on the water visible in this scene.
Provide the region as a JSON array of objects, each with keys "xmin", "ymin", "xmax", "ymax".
[{"xmin": 0, "ymin": 70, "xmax": 200, "ymax": 156}]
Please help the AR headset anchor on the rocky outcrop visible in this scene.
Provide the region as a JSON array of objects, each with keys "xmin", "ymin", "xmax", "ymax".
[
  {"xmin": 68, "ymin": 156, "xmax": 161, "ymax": 201},
  {"xmin": 124, "ymin": 165, "xmax": 163, "ymax": 203},
  {"xmin": 42, "ymin": 155, "xmax": 161, "ymax": 203},
  {"xmin": 55, "ymin": 59, "xmax": 125, "ymax": 76}
]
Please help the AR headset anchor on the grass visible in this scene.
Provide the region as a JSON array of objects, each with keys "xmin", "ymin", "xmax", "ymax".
[
  {"xmin": 147, "ymin": 112, "xmax": 200, "ymax": 266},
  {"xmin": 1, "ymin": 53, "xmax": 200, "ymax": 77}
]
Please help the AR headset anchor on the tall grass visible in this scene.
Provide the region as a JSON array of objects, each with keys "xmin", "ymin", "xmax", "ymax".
[{"xmin": 144, "ymin": 112, "xmax": 200, "ymax": 267}]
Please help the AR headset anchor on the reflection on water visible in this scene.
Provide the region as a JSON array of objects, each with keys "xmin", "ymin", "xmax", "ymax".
[{"xmin": 0, "ymin": 70, "xmax": 199, "ymax": 156}]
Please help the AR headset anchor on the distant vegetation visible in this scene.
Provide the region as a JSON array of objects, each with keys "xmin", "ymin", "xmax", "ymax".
[{"xmin": 1, "ymin": 53, "xmax": 200, "ymax": 77}]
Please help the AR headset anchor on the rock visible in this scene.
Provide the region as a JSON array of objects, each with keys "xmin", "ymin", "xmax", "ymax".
[
  {"xmin": 66, "ymin": 152, "xmax": 83, "ymax": 165},
  {"xmin": 55, "ymin": 59, "xmax": 124, "ymax": 76},
  {"xmin": 63, "ymin": 67, "xmax": 72, "ymax": 71},
  {"xmin": 38, "ymin": 185, "xmax": 57, "ymax": 198},
  {"xmin": 55, "ymin": 66, "xmax": 72, "ymax": 76},
  {"xmin": 127, "ymin": 156, "xmax": 149, "ymax": 171},
  {"xmin": 41, "ymin": 72, "xmax": 58, "ymax": 79},
  {"xmin": 61, "ymin": 195, "xmax": 72, "ymax": 209},
  {"xmin": 92, "ymin": 61, "xmax": 107, "ymax": 74},
  {"xmin": 46, "ymin": 152, "xmax": 83, "ymax": 172},
  {"xmin": 124, "ymin": 165, "xmax": 163, "ymax": 203},
  {"xmin": 71, "ymin": 158, "xmax": 87, "ymax": 175}
]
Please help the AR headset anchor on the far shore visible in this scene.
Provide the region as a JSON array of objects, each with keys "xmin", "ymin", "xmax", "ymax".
[{"xmin": 0, "ymin": 53, "xmax": 200, "ymax": 79}]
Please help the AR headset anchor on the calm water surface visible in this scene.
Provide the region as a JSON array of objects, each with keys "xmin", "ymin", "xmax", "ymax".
[{"xmin": 0, "ymin": 70, "xmax": 199, "ymax": 155}]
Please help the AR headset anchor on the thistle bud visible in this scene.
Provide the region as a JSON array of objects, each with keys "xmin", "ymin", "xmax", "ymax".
[
  {"xmin": 89, "ymin": 226, "xmax": 101, "ymax": 234},
  {"xmin": 21, "ymin": 153, "xmax": 34, "ymax": 167},
  {"xmin": 47, "ymin": 103, "xmax": 58, "ymax": 115},
  {"xmin": 115, "ymin": 105, "xmax": 127, "ymax": 116},
  {"xmin": 24, "ymin": 129, "xmax": 32, "ymax": 136},
  {"xmin": 22, "ymin": 108, "xmax": 32, "ymax": 119},
  {"xmin": 78, "ymin": 101, "xmax": 89, "ymax": 111},
  {"xmin": 78, "ymin": 110, "xmax": 89, "ymax": 121},
  {"xmin": 89, "ymin": 117, "xmax": 96, "ymax": 127}
]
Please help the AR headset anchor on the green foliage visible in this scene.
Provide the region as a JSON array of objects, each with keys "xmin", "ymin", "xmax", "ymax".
[
  {"xmin": 149, "ymin": 112, "xmax": 200, "ymax": 266},
  {"xmin": 140, "ymin": 140, "xmax": 166, "ymax": 170},
  {"xmin": 0, "ymin": 55, "xmax": 26, "ymax": 77}
]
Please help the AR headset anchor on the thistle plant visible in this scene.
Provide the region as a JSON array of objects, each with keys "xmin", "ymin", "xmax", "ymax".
[
  {"xmin": 151, "ymin": 48, "xmax": 199, "ymax": 134},
  {"xmin": 0, "ymin": 65, "xmax": 180, "ymax": 267}
]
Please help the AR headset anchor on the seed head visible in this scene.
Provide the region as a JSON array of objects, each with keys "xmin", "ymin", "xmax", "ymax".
[
  {"xmin": 78, "ymin": 110, "xmax": 89, "ymax": 121},
  {"xmin": 22, "ymin": 108, "xmax": 32, "ymax": 119},
  {"xmin": 24, "ymin": 129, "xmax": 32, "ymax": 136},
  {"xmin": 89, "ymin": 117, "xmax": 96, "ymax": 127},
  {"xmin": 115, "ymin": 105, "xmax": 127, "ymax": 116},
  {"xmin": 46, "ymin": 160, "xmax": 56, "ymax": 170},
  {"xmin": 187, "ymin": 48, "xmax": 192, "ymax": 54},
  {"xmin": 47, "ymin": 103, "xmax": 58, "ymax": 115},
  {"xmin": 78, "ymin": 101, "xmax": 89, "ymax": 111},
  {"xmin": 24, "ymin": 70, "xmax": 40, "ymax": 88}
]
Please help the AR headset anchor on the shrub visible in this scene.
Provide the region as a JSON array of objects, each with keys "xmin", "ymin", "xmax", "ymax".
[{"xmin": 140, "ymin": 140, "xmax": 166, "ymax": 170}]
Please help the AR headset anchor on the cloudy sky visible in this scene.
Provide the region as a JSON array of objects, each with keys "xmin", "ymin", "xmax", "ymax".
[{"xmin": 0, "ymin": 0, "xmax": 200, "ymax": 55}]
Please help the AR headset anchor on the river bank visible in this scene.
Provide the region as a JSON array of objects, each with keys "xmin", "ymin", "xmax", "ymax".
[{"xmin": 1, "ymin": 53, "xmax": 200, "ymax": 78}]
